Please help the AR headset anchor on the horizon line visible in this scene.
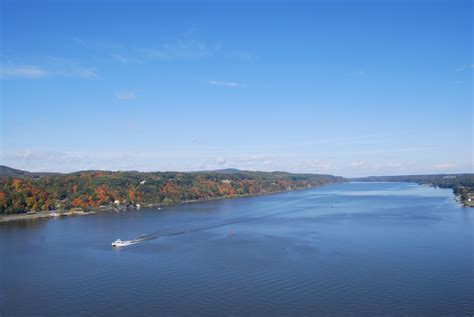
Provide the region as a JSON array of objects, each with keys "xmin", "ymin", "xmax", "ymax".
[{"xmin": 1, "ymin": 164, "xmax": 472, "ymax": 179}]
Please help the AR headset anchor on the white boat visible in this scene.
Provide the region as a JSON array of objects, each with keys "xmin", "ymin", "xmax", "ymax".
[{"xmin": 111, "ymin": 239, "xmax": 136, "ymax": 247}]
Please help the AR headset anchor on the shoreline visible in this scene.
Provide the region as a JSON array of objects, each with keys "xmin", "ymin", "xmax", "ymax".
[
  {"xmin": 0, "ymin": 210, "xmax": 98, "ymax": 223},
  {"xmin": 2, "ymin": 181, "xmax": 470, "ymax": 224},
  {"xmin": 0, "ymin": 184, "xmax": 336, "ymax": 223}
]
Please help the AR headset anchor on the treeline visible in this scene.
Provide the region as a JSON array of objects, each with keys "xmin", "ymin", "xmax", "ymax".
[
  {"xmin": 0, "ymin": 169, "xmax": 346, "ymax": 214},
  {"xmin": 353, "ymin": 174, "xmax": 474, "ymax": 205}
]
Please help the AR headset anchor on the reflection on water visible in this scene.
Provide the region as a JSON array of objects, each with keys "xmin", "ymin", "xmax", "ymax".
[{"xmin": 1, "ymin": 182, "xmax": 473, "ymax": 316}]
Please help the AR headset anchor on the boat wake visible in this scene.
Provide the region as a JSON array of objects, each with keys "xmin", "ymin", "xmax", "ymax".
[
  {"xmin": 133, "ymin": 206, "xmax": 309, "ymax": 244},
  {"xmin": 112, "ymin": 198, "xmax": 319, "ymax": 247}
]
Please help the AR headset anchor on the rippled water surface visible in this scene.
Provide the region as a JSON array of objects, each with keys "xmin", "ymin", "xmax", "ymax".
[{"xmin": 1, "ymin": 182, "xmax": 473, "ymax": 316}]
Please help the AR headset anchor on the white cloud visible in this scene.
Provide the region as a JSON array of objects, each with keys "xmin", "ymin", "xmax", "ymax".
[
  {"xmin": 2, "ymin": 150, "xmax": 161, "ymax": 173},
  {"xmin": 312, "ymin": 134, "xmax": 379, "ymax": 145},
  {"xmin": 62, "ymin": 66, "xmax": 99, "ymax": 79},
  {"xmin": 209, "ymin": 80, "xmax": 243, "ymax": 88},
  {"xmin": 294, "ymin": 160, "xmax": 333, "ymax": 172},
  {"xmin": 351, "ymin": 160, "xmax": 366, "ymax": 167},
  {"xmin": 0, "ymin": 65, "xmax": 48, "ymax": 79},
  {"xmin": 111, "ymin": 54, "xmax": 128, "ymax": 63},
  {"xmin": 2, "ymin": 147, "xmax": 469, "ymax": 177},
  {"xmin": 15, "ymin": 150, "xmax": 37, "ymax": 159},
  {"xmin": 263, "ymin": 160, "xmax": 274, "ymax": 166},
  {"xmin": 368, "ymin": 161, "xmax": 417, "ymax": 173},
  {"xmin": 386, "ymin": 162, "xmax": 403, "ymax": 168},
  {"xmin": 216, "ymin": 157, "xmax": 226, "ymax": 165},
  {"xmin": 116, "ymin": 90, "xmax": 136, "ymax": 100},
  {"xmin": 138, "ymin": 39, "xmax": 221, "ymax": 60},
  {"xmin": 111, "ymin": 54, "xmax": 142, "ymax": 64},
  {"xmin": 0, "ymin": 58, "xmax": 99, "ymax": 80},
  {"xmin": 434, "ymin": 162, "xmax": 457, "ymax": 170},
  {"xmin": 75, "ymin": 33, "xmax": 256, "ymax": 66}
]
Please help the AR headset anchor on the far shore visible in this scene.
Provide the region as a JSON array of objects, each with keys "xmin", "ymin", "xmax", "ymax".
[
  {"xmin": 0, "ymin": 185, "xmax": 328, "ymax": 224},
  {"xmin": 0, "ymin": 210, "xmax": 98, "ymax": 223},
  {"xmin": 2, "ymin": 182, "xmax": 471, "ymax": 224}
]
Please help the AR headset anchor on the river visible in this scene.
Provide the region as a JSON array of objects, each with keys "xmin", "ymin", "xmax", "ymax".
[{"xmin": 1, "ymin": 182, "xmax": 473, "ymax": 316}]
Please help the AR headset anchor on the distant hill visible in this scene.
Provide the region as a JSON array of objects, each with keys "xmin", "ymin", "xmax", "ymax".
[
  {"xmin": 351, "ymin": 173, "xmax": 474, "ymax": 182},
  {"xmin": 353, "ymin": 173, "xmax": 474, "ymax": 207},
  {"xmin": 0, "ymin": 165, "xmax": 61, "ymax": 178},
  {"xmin": 211, "ymin": 168, "xmax": 242, "ymax": 174},
  {"xmin": 0, "ymin": 165, "xmax": 32, "ymax": 177}
]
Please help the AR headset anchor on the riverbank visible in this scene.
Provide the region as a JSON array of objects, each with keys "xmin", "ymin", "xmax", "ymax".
[
  {"xmin": 352, "ymin": 174, "xmax": 474, "ymax": 208},
  {"xmin": 0, "ymin": 209, "xmax": 97, "ymax": 223},
  {"xmin": 0, "ymin": 184, "xmax": 332, "ymax": 223}
]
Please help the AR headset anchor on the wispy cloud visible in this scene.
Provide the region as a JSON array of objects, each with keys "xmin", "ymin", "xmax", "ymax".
[
  {"xmin": 74, "ymin": 32, "xmax": 256, "ymax": 66},
  {"xmin": 373, "ymin": 161, "xmax": 416, "ymax": 171},
  {"xmin": 215, "ymin": 157, "xmax": 226, "ymax": 166},
  {"xmin": 116, "ymin": 90, "xmax": 136, "ymax": 100},
  {"xmin": 59, "ymin": 66, "xmax": 99, "ymax": 79},
  {"xmin": 456, "ymin": 64, "xmax": 474, "ymax": 72},
  {"xmin": 0, "ymin": 57, "xmax": 99, "ymax": 80},
  {"xmin": 0, "ymin": 65, "xmax": 49, "ymax": 79},
  {"xmin": 2, "ymin": 150, "xmax": 145, "ymax": 173},
  {"xmin": 201, "ymin": 154, "xmax": 277, "ymax": 171},
  {"xmin": 351, "ymin": 160, "xmax": 366, "ymax": 167},
  {"xmin": 433, "ymin": 162, "xmax": 457, "ymax": 170},
  {"xmin": 138, "ymin": 39, "xmax": 221, "ymax": 60},
  {"xmin": 3, "ymin": 148, "xmax": 470, "ymax": 176},
  {"xmin": 294, "ymin": 160, "xmax": 333, "ymax": 172},
  {"xmin": 209, "ymin": 80, "xmax": 243, "ymax": 88},
  {"xmin": 110, "ymin": 54, "xmax": 142, "ymax": 64}
]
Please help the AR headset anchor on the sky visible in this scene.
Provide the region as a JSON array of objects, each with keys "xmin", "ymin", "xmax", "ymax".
[{"xmin": 0, "ymin": 0, "xmax": 472, "ymax": 177}]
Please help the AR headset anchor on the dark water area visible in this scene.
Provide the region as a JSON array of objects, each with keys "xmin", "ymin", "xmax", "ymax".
[{"xmin": 1, "ymin": 182, "xmax": 473, "ymax": 316}]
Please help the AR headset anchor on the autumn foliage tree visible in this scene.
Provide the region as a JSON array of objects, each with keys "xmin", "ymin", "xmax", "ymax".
[{"xmin": 0, "ymin": 170, "xmax": 346, "ymax": 214}]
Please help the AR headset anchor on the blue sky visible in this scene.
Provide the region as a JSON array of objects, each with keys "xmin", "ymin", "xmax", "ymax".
[{"xmin": 1, "ymin": 0, "xmax": 472, "ymax": 176}]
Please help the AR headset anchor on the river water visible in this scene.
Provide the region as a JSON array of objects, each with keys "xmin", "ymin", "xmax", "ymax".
[{"xmin": 1, "ymin": 182, "xmax": 473, "ymax": 316}]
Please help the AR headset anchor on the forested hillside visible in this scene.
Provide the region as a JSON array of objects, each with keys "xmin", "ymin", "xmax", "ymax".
[{"xmin": 0, "ymin": 166, "xmax": 346, "ymax": 214}]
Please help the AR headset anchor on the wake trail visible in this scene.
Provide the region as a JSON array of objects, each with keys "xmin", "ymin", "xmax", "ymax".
[{"xmin": 132, "ymin": 203, "xmax": 313, "ymax": 243}]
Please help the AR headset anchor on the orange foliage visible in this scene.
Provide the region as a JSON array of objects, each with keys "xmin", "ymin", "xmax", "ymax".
[
  {"xmin": 12, "ymin": 179, "xmax": 22, "ymax": 191},
  {"xmin": 162, "ymin": 182, "xmax": 179, "ymax": 195},
  {"xmin": 219, "ymin": 183, "xmax": 237, "ymax": 196},
  {"xmin": 128, "ymin": 187, "xmax": 136, "ymax": 201},
  {"xmin": 72, "ymin": 197, "xmax": 82, "ymax": 207},
  {"xmin": 94, "ymin": 186, "xmax": 110, "ymax": 205}
]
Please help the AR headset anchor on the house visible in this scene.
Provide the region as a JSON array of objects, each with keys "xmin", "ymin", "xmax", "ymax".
[
  {"xmin": 221, "ymin": 179, "xmax": 232, "ymax": 184},
  {"xmin": 114, "ymin": 200, "xmax": 120, "ymax": 205}
]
